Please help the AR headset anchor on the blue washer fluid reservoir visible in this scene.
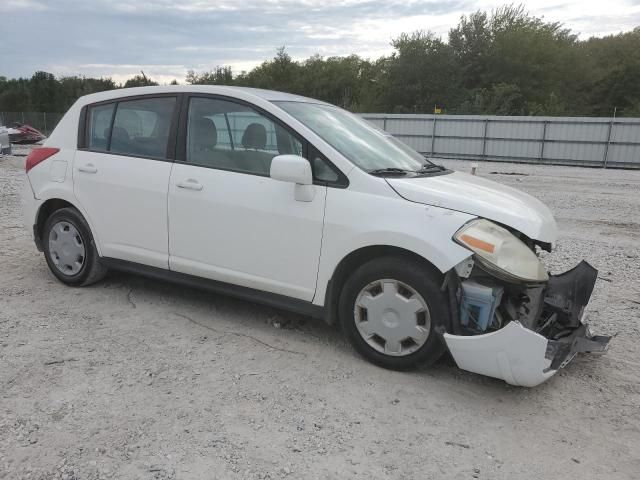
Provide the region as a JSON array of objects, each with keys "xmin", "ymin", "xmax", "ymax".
[{"xmin": 459, "ymin": 281, "xmax": 504, "ymax": 332}]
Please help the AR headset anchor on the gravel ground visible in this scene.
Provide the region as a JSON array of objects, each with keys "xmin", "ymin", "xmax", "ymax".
[{"xmin": 1, "ymin": 148, "xmax": 639, "ymax": 480}]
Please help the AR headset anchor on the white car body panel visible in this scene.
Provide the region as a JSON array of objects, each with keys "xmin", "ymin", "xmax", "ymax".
[
  {"xmin": 168, "ymin": 163, "xmax": 326, "ymax": 300},
  {"xmin": 444, "ymin": 322, "xmax": 556, "ymax": 387},
  {"xmin": 21, "ymin": 176, "xmax": 39, "ymax": 239},
  {"xmin": 312, "ymin": 175, "xmax": 476, "ymax": 305},
  {"xmin": 74, "ymin": 150, "xmax": 171, "ymax": 269},
  {"xmin": 387, "ymin": 171, "xmax": 558, "ymax": 244},
  {"xmin": 25, "ymin": 147, "xmax": 105, "ymax": 255},
  {"xmin": 27, "ymin": 148, "xmax": 75, "ymax": 197}
]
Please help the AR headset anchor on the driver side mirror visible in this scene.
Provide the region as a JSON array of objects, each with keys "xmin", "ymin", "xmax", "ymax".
[
  {"xmin": 270, "ymin": 155, "xmax": 315, "ymax": 202},
  {"xmin": 270, "ymin": 155, "xmax": 312, "ymax": 185}
]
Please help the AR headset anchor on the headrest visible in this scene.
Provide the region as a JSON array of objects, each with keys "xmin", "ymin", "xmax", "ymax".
[
  {"xmin": 191, "ymin": 117, "xmax": 217, "ymax": 148},
  {"xmin": 241, "ymin": 123, "xmax": 267, "ymax": 150},
  {"xmin": 110, "ymin": 126, "xmax": 130, "ymax": 143}
]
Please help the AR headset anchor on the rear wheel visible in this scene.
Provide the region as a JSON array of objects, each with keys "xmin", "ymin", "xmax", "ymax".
[
  {"xmin": 43, "ymin": 207, "xmax": 107, "ymax": 286},
  {"xmin": 339, "ymin": 256, "xmax": 448, "ymax": 370}
]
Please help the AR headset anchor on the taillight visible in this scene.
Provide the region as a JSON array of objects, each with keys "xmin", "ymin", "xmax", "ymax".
[{"xmin": 25, "ymin": 147, "xmax": 60, "ymax": 173}]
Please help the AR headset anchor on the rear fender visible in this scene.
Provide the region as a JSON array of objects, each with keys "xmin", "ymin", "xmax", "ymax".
[{"xmin": 33, "ymin": 188, "xmax": 103, "ymax": 257}]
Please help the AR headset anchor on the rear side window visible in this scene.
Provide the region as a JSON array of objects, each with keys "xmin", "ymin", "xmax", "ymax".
[
  {"xmin": 110, "ymin": 97, "xmax": 176, "ymax": 158},
  {"xmin": 85, "ymin": 96, "xmax": 176, "ymax": 159},
  {"xmin": 87, "ymin": 103, "xmax": 114, "ymax": 151}
]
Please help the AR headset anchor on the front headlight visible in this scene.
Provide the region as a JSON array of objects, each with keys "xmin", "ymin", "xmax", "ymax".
[{"xmin": 454, "ymin": 219, "xmax": 548, "ymax": 283}]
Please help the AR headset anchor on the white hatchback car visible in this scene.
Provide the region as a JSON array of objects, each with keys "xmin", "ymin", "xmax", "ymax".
[{"xmin": 22, "ymin": 86, "xmax": 610, "ymax": 386}]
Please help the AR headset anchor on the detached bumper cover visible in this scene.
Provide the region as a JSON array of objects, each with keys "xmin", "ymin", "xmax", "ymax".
[
  {"xmin": 444, "ymin": 261, "xmax": 611, "ymax": 387},
  {"xmin": 445, "ymin": 322, "xmax": 554, "ymax": 387},
  {"xmin": 444, "ymin": 320, "xmax": 610, "ymax": 387}
]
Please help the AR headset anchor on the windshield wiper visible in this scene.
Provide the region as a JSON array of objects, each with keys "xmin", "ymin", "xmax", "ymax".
[
  {"xmin": 368, "ymin": 167, "xmax": 412, "ymax": 176},
  {"xmin": 369, "ymin": 164, "xmax": 447, "ymax": 177},
  {"xmin": 416, "ymin": 163, "xmax": 446, "ymax": 174}
]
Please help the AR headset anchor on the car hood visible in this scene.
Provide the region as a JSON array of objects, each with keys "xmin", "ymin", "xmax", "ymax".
[{"xmin": 386, "ymin": 171, "xmax": 558, "ymax": 244}]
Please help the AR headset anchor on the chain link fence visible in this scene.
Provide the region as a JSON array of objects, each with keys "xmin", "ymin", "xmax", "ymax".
[{"xmin": 0, "ymin": 112, "xmax": 65, "ymax": 137}]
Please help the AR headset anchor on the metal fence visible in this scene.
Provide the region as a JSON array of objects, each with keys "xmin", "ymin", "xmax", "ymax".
[
  {"xmin": 0, "ymin": 112, "xmax": 64, "ymax": 137},
  {"xmin": 4, "ymin": 111, "xmax": 640, "ymax": 168},
  {"xmin": 361, "ymin": 114, "xmax": 640, "ymax": 169}
]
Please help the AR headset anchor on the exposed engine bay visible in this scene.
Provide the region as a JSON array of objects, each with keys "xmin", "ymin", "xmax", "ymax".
[{"xmin": 441, "ymin": 248, "xmax": 611, "ymax": 387}]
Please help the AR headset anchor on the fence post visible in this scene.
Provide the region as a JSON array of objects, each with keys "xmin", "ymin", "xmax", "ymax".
[
  {"xmin": 382, "ymin": 116, "xmax": 387, "ymax": 131},
  {"xmin": 430, "ymin": 115, "xmax": 437, "ymax": 155},
  {"xmin": 602, "ymin": 118, "xmax": 614, "ymax": 168},
  {"xmin": 21, "ymin": 112, "xmax": 25, "ymax": 124},
  {"xmin": 539, "ymin": 121, "xmax": 548, "ymax": 161},
  {"xmin": 481, "ymin": 118, "xmax": 489, "ymax": 158}
]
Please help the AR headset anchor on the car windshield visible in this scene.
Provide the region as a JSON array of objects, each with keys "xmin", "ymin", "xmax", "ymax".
[{"xmin": 275, "ymin": 101, "xmax": 435, "ymax": 173}]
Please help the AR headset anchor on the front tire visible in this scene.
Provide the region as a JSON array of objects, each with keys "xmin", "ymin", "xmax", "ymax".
[
  {"xmin": 339, "ymin": 256, "xmax": 448, "ymax": 370},
  {"xmin": 43, "ymin": 207, "xmax": 107, "ymax": 286}
]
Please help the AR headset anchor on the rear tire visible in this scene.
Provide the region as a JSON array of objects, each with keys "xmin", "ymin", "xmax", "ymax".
[
  {"xmin": 42, "ymin": 207, "xmax": 107, "ymax": 286},
  {"xmin": 338, "ymin": 256, "xmax": 448, "ymax": 370}
]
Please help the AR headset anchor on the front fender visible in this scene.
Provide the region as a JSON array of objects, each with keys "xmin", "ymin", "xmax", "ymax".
[{"xmin": 313, "ymin": 187, "xmax": 475, "ymax": 306}]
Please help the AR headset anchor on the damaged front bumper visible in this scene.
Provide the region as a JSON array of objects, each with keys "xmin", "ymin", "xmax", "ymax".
[{"xmin": 443, "ymin": 261, "xmax": 611, "ymax": 387}]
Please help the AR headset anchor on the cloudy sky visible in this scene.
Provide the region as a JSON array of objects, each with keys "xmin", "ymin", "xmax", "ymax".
[{"xmin": 3, "ymin": 0, "xmax": 639, "ymax": 84}]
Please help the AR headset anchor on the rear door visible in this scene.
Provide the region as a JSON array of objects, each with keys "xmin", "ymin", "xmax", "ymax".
[{"xmin": 74, "ymin": 95, "xmax": 178, "ymax": 268}]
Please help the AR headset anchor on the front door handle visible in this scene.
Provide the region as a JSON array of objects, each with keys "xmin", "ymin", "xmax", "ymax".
[
  {"xmin": 78, "ymin": 163, "xmax": 97, "ymax": 174},
  {"xmin": 176, "ymin": 179, "xmax": 203, "ymax": 191}
]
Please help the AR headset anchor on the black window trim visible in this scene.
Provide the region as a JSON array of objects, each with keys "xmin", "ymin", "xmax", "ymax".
[
  {"xmin": 176, "ymin": 93, "xmax": 349, "ymax": 188},
  {"xmin": 77, "ymin": 92, "xmax": 184, "ymax": 163}
]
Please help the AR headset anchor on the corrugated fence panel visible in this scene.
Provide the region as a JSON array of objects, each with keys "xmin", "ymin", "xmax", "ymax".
[
  {"xmin": 486, "ymin": 139, "xmax": 540, "ymax": 160},
  {"xmin": 488, "ymin": 120, "xmax": 544, "ymax": 140},
  {"xmin": 360, "ymin": 114, "xmax": 640, "ymax": 169},
  {"xmin": 402, "ymin": 136, "xmax": 433, "ymax": 153},
  {"xmin": 608, "ymin": 144, "xmax": 640, "ymax": 167},
  {"xmin": 365, "ymin": 117, "xmax": 386, "ymax": 130},
  {"xmin": 387, "ymin": 118, "xmax": 431, "ymax": 137},
  {"xmin": 435, "ymin": 137, "xmax": 483, "ymax": 156},
  {"xmin": 544, "ymin": 142, "xmax": 606, "ymax": 165},
  {"xmin": 612, "ymin": 122, "xmax": 640, "ymax": 142},
  {"xmin": 545, "ymin": 121, "xmax": 609, "ymax": 142},
  {"xmin": 438, "ymin": 118, "xmax": 485, "ymax": 138}
]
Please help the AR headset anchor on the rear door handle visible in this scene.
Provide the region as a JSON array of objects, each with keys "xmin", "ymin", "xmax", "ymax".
[
  {"xmin": 176, "ymin": 179, "xmax": 203, "ymax": 191},
  {"xmin": 78, "ymin": 163, "xmax": 97, "ymax": 174}
]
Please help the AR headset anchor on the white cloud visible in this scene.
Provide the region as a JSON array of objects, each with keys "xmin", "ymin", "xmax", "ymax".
[{"xmin": 4, "ymin": 0, "xmax": 639, "ymax": 80}]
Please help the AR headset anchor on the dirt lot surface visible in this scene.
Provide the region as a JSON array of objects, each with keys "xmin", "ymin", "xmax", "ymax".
[{"xmin": 1, "ymin": 147, "xmax": 639, "ymax": 479}]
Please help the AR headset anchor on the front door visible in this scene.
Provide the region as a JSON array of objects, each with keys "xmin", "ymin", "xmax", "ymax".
[
  {"xmin": 167, "ymin": 96, "xmax": 326, "ymax": 300},
  {"xmin": 74, "ymin": 96, "xmax": 177, "ymax": 268}
]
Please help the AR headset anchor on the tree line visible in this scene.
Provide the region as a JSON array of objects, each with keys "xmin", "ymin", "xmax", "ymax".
[{"xmin": 1, "ymin": 6, "xmax": 639, "ymax": 117}]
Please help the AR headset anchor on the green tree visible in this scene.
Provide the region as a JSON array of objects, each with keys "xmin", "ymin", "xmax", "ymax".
[
  {"xmin": 186, "ymin": 66, "xmax": 233, "ymax": 85},
  {"xmin": 384, "ymin": 31, "xmax": 461, "ymax": 113},
  {"xmin": 123, "ymin": 74, "xmax": 159, "ymax": 88},
  {"xmin": 30, "ymin": 71, "xmax": 59, "ymax": 112}
]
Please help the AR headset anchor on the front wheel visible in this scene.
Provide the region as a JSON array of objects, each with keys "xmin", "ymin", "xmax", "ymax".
[{"xmin": 339, "ymin": 256, "xmax": 448, "ymax": 370}]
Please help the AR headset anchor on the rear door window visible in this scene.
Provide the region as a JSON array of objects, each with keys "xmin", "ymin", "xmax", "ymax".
[{"xmin": 110, "ymin": 97, "xmax": 176, "ymax": 158}]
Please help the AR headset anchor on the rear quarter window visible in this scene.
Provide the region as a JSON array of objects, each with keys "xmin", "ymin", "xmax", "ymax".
[{"xmin": 87, "ymin": 103, "xmax": 115, "ymax": 151}]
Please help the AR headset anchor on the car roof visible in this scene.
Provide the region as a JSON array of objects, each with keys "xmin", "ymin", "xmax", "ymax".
[{"xmin": 76, "ymin": 85, "xmax": 329, "ymax": 107}]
